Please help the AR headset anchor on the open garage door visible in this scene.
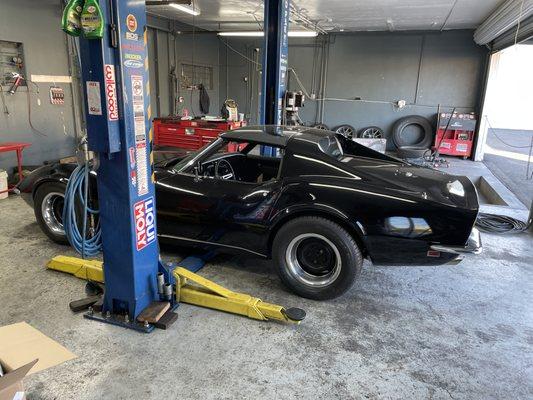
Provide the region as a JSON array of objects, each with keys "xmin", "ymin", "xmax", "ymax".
[
  {"xmin": 492, "ymin": 14, "xmax": 533, "ymax": 50},
  {"xmin": 475, "ymin": 0, "xmax": 533, "ymax": 50},
  {"xmin": 474, "ymin": 44, "xmax": 533, "ymax": 206}
]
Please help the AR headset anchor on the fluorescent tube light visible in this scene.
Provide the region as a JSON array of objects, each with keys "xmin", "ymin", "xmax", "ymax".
[
  {"xmin": 170, "ymin": 3, "xmax": 200, "ymax": 16},
  {"xmin": 218, "ymin": 31, "xmax": 318, "ymax": 37},
  {"xmin": 288, "ymin": 31, "xmax": 319, "ymax": 37},
  {"xmin": 218, "ymin": 31, "xmax": 263, "ymax": 37}
]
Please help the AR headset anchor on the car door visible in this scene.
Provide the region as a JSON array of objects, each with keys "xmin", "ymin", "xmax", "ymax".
[
  {"xmin": 156, "ymin": 171, "xmax": 217, "ymax": 243},
  {"xmin": 199, "ymin": 177, "xmax": 282, "ymax": 255},
  {"xmin": 156, "ymin": 170, "xmax": 281, "ymax": 256}
]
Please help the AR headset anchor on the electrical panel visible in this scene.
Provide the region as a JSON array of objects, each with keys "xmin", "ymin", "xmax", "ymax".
[{"xmin": 0, "ymin": 40, "xmax": 26, "ymax": 87}]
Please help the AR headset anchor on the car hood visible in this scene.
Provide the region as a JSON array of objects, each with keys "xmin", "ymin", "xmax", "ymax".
[{"xmin": 342, "ymin": 157, "xmax": 479, "ymax": 210}]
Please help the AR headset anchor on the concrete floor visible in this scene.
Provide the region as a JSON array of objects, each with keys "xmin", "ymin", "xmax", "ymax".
[
  {"xmin": 0, "ymin": 195, "xmax": 532, "ymax": 400},
  {"xmin": 484, "ymin": 129, "xmax": 533, "ymax": 208}
]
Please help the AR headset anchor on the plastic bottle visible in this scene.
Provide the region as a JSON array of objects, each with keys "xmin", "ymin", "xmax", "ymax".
[
  {"xmin": 61, "ymin": 0, "xmax": 84, "ymax": 37},
  {"xmin": 81, "ymin": 0, "xmax": 104, "ymax": 39}
]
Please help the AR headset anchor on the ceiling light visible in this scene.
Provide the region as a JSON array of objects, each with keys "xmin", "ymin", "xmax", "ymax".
[
  {"xmin": 218, "ymin": 31, "xmax": 263, "ymax": 37},
  {"xmin": 218, "ymin": 31, "xmax": 318, "ymax": 37},
  {"xmin": 288, "ymin": 31, "xmax": 319, "ymax": 37},
  {"xmin": 170, "ymin": 3, "xmax": 200, "ymax": 16},
  {"xmin": 386, "ymin": 18, "xmax": 395, "ymax": 32}
]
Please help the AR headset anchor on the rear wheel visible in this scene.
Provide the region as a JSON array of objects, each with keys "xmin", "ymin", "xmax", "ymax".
[
  {"xmin": 34, "ymin": 182, "xmax": 68, "ymax": 244},
  {"xmin": 273, "ymin": 216, "xmax": 363, "ymax": 300}
]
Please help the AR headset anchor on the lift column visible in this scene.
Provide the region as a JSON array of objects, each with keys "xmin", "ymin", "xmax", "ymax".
[
  {"xmin": 78, "ymin": 0, "xmax": 160, "ymax": 331},
  {"xmin": 260, "ymin": 0, "xmax": 290, "ymax": 155}
]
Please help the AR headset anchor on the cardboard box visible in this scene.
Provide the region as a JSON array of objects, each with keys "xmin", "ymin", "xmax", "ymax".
[
  {"xmin": 352, "ymin": 138, "xmax": 387, "ymax": 154},
  {"xmin": 0, "ymin": 322, "xmax": 76, "ymax": 400},
  {"xmin": 0, "ymin": 360, "xmax": 37, "ymax": 400}
]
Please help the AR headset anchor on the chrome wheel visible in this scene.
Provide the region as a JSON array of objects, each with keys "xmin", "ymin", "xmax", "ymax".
[
  {"xmin": 285, "ymin": 233, "xmax": 341, "ymax": 288},
  {"xmin": 359, "ymin": 126, "xmax": 384, "ymax": 138},
  {"xmin": 313, "ymin": 123, "xmax": 329, "ymax": 131},
  {"xmin": 41, "ymin": 192, "xmax": 65, "ymax": 235},
  {"xmin": 335, "ymin": 125, "xmax": 356, "ymax": 138}
]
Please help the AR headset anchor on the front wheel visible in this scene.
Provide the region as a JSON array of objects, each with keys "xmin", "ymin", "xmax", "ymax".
[
  {"xmin": 34, "ymin": 182, "xmax": 69, "ymax": 244},
  {"xmin": 273, "ymin": 216, "xmax": 363, "ymax": 300}
]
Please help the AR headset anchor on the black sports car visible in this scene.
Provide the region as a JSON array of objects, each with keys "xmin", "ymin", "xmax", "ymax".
[{"xmin": 18, "ymin": 126, "xmax": 482, "ymax": 299}]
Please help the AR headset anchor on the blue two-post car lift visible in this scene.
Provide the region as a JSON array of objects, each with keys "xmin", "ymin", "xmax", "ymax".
[
  {"xmin": 49, "ymin": 0, "xmax": 303, "ymax": 332},
  {"xmin": 261, "ymin": 0, "xmax": 290, "ymax": 155}
]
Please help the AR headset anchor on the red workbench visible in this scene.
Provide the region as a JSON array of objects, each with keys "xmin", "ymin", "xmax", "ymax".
[{"xmin": 0, "ymin": 142, "xmax": 31, "ymax": 195}]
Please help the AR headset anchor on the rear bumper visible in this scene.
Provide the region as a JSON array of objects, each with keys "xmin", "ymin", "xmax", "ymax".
[{"xmin": 430, "ymin": 228, "xmax": 482, "ymax": 256}]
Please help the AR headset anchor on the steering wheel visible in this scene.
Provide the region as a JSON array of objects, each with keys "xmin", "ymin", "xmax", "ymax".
[{"xmin": 215, "ymin": 159, "xmax": 236, "ymax": 180}]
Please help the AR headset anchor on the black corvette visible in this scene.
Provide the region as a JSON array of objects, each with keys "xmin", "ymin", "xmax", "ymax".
[{"xmin": 18, "ymin": 126, "xmax": 481, "ymax": 299}]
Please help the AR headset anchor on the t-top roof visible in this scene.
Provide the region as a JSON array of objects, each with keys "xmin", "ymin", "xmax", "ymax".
[{"xmin": 221, "ymin": 125, "xmax": 333, "ymax": 147}]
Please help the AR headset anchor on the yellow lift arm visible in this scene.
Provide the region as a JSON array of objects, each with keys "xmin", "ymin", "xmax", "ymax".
[{"xmin": 47, "ymin": 256, "xmax": 305, "ymax": 324}]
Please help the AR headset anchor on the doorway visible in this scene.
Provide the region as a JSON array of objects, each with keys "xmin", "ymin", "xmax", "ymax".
[{"xmin": 476, "ymin": 44, "xmax": 533, "ymax": 207}]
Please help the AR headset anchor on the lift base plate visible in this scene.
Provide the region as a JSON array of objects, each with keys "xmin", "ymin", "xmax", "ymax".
[{"xmin": 83, "ymin": 311, "xmax": 154, "ymax": 333}]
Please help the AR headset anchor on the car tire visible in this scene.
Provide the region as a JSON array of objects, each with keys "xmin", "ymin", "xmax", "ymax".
[
  {"xmin": 397, "ymin": 146, "xmax": 428, "ymax": 159},
  {"xmin": 334, "ymin": 124, "xmax": 356, "ymax": 138},
  {"xmin": 312, "ymin": 123, "xmax": 330, "ymax": 131},
  {"xmin": 358, "ymin": 126, "xmax": 384, "ymax": 139},
  {"xmin": 392, "ymin": 115, "xmax": 433, "ymax": 149},
  {"xmin": 273, "ymin": 216, "xmax": 363, "ymax": 300},
  {"xmin": 34, "ymin": 182, "xmax": 69, "ymax": 245}
]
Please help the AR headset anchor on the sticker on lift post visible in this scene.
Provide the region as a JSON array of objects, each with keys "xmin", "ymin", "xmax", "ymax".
[
  {"xmin": 86, "ymin": 81, "xmax": 102, "ymax": 115},
  {"xmin": 130, "ymin": 75, "xmax": 149, "ymax": 196},
  {"xmin": 134, "ymin": 197, "xmax": 155, "ymax": 251},
  {"xmin": 104, "ymin": 64, "xmax": 118, "ymax": 121},
  {"xmin": 126, "ymin": 14, "xmax": 138, "ymax": 33}
]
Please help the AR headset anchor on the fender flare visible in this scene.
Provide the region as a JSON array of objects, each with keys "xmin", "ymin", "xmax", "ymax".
[{"xmin": 267, "ymin": 204, "xmax": 369, "ymax": 257}]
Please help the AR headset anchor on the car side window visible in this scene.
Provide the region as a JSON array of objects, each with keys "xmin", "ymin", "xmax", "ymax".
[{"xmin": 182, "ymin": 141, "xmax": 284, "ymax": 185}]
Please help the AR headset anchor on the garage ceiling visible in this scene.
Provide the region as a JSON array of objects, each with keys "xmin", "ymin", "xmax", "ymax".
[{"xmin": 146, "ymin": 0, "xmax": 506, "ymax": 32}]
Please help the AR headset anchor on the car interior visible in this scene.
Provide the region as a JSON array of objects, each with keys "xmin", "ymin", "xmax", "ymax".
[{"xmin": 195, "ymin": 141, "xmax": 283, "ymax": 184}]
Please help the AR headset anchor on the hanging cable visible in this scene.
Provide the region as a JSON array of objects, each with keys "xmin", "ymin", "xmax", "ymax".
[
  {"xmin": 219, "ymin": 38, "xmax": 262, "ymax": 66},
  {"xmin": 514, "ymin": 0, "xmax": 526, "ymax": 46},
  {"xmin": 484, "ymin": 115, "xmax": 533, "ymax": 149},
  {"xmin": 24, "ymin": 79, "xmax": 48, "ymax": 136},
  {"xmin": 62, "ymin": 161, "xmax": 102, "ymax": 257}
]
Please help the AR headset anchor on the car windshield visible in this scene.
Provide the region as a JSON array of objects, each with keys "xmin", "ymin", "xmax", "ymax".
[
  {"xmin": 172, "ymin": 138, "xmax": 249, "ymax": 173},
  {"xmin": 318, "ymin": 135, "xmax": 344, "ymax": 159},
  {"xmin": 172, "ymin": 151, "xmax": 199, "ymax": 172}
]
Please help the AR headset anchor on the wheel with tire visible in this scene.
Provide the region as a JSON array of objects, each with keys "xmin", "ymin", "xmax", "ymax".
[
  {"xmin": 334, "ymin": 124, "xmax": 356, "ymax": 138},
  {"xmin": 272, "ymin": 216, "xmax": 363, "ymax": 300},
  {"xmin": 313, "ymin": 123, "xmax": 329, "ymax": 131},
  {"xmin": 397, "ymin": 146, "xmax": 428, "ymax": 159},
  {"xmin": 358, "ymin": 126, "xmax": 384, "ymax": 139},
  {"xmin": 34, "ymin": 182, "xmax": 69, "ymax": 244}
]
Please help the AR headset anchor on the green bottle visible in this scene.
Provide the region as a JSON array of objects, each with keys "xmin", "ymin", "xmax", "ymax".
[
  {"xmin": 81, "ymin": 0, "xmax": 104, "ymax": 39},
  {"xmin": 61, "ymin": 0, "xmax": 84, "ymax": 37}
]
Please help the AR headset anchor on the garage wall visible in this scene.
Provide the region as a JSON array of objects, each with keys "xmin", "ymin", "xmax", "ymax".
[
  {"xmin": 146, "ymin": 16, "xmax": 220, "ymax": 118},
  {"xmin": 0, "ymin": 5, "xmax": 487, "ymax": 173},
  {"xmin": 0, "ymin": 0, "xmax": 78, "ymax": 172},
  {"xmin": 218, "ymin": 30, "xmax": 489, "ymax": 147}
]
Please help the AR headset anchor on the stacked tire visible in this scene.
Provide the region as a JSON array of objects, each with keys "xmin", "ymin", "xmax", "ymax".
[{"xmin": 392, "ymin": 115, "xmax": 433, "ymax": 159}]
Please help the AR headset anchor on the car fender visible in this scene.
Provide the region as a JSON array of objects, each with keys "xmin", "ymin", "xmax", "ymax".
[
  {"xmin": 17, "ymin": 163, "xmax": 77, "ymax": 207},
  {"xmin": 31, "ymin": 164, "xmax": 76, "ymax": 197},
  {"xmin": 267, "ymin": 201, "xmax": 369, "ymax": 258}
]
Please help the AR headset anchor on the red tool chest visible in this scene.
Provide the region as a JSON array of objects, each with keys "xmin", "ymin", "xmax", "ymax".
[
  {"xmin": 153, "ymin": 118, "xmax": 246, "ymax": 150},
  {"xmin": 435, "ymin": 113, "xmax": 477, "ymax": 158}
]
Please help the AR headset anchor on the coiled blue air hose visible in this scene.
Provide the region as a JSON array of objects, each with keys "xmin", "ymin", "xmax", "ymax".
[{"xmin": 62, "ymin": 162, "xmax": 102, "ymax": 257}]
